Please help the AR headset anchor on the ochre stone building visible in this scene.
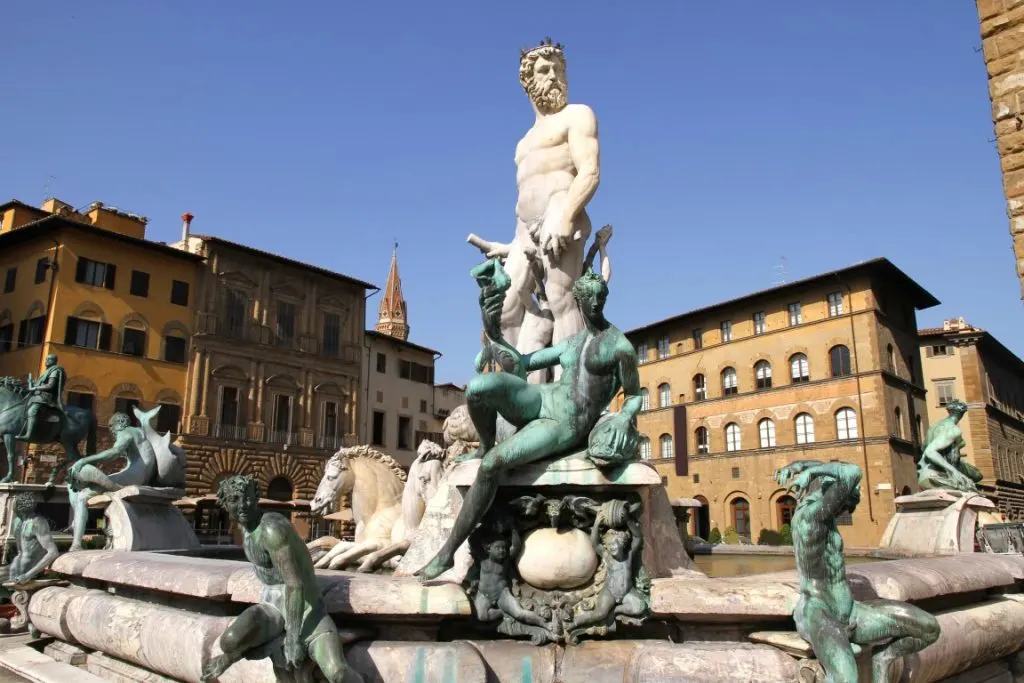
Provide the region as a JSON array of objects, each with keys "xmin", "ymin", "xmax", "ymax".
[
  {"xmin": 172, "ymin": 228, "xmax": 375, "ymax": 539},
  {"xmin": 361, "ymin": 248, "xmax": 464, "ymax": 467},
  {"xmin": 620, "ymin": 258, "xmax": 939, "ymax": 548},
  {"xmin": 919, "ymin": 318, "xmax": 1024, "ymax": 518},
  {"xmin": 0, "ymin": 198, "xmax": 202, "ymax": 478},
  {"xmin": 977, "ymin": 0, "xmax": 1024, "ymax": 296}
]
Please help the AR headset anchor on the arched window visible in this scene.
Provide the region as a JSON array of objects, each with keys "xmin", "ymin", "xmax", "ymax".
[
  {"xmin": 830, "ymin": 345, "xmax": 852, "ymax": 377},
  {"xmin": 722, "ymin": 367, "xmax": 738, "ymax": 395},
  {"xmin": 695, "ymin": 426, "xmax": 710, "ymax": 454},
  {"xmin": 638, "ymin": 436, "xmax": 651, "ymax": 460},
  {"xmin": 693, "ymin": 374, "xmax": 707, "ymax": 401},
  {"xmin": 120, "ymin": 321, "xmax": 147, "ymax": 357},
  {"xmin": 887, "ymin": 343, "xmax": 896, "ymax": 374},
  {"xmin": 731, "ymin": 498, "xmax": 751, "ymax": 540},
  {"xmin": 758, "ymin": 418, "xmax": 776, "ymax": 448},
  {"xmin": 836, "ymin": 408, "xmax": 858, "ymax": 440},
  {"xmin": 900, "ymin": 486, "xmax": 913, "ymax": 497},
  {"xmin": 776, "ymin": 495, "xmax": 797, "ymax": 527},
  {"xmin": 725, "ymin": 423, "xmax": 741, "ymax": 452},
  {"xmin": 795, "ymin": 413, "xmax": 815, "ymax": 444},
  {"xmin": 659, "ymin": 434, "xmax": 674, "ymax": 460},
  {"xmin": 640, "ymin": 388, "xmax": 650, "ymax": 411},
  {"xmin": 790, "ymin": 353, "xmax": 809, "ymax": 383},
  {"xmin": 267, "ymin": 476, "xmax": 294, "ymax": 502},
  {"xmin": 894, "ymin": 407, "xmax": 904, "ymax": 439},
  {"xmin": 755, "ymin": 360, "xmax": 772, "ymax": 390},
  {"xmin": 658, "ymin": 383, "xmax": 672, "ymax": 408}
]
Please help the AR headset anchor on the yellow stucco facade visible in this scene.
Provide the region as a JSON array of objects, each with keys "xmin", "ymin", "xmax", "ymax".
[{"xmin": 0, "ymin": 198, "xmax": 202, "ymax": 475}]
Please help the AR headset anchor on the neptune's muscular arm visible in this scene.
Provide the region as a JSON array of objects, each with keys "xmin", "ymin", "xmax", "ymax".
[
  {"xmin": 522, "ymin": 342, "xmax": 566, "ymax": 372},
  {"xmin": 616, "ymin": 341, "xmax": 642, "ymax": 420}
]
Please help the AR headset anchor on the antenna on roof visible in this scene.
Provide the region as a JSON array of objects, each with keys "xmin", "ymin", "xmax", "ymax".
[
  {"xmin": 43, "ymin": 175, "xmax": 55, "ymax": 201},
  {"xmin": 773, "ymin": 256, "xmax": 789, "ymax": 285}
]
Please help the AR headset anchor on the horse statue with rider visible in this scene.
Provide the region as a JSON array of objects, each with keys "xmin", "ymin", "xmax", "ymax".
[{"xmin": 0, "ymin": 354, "xmax": 96, "ymax": 485}]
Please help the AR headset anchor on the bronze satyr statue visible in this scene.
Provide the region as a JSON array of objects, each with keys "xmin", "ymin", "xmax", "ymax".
[
  {"xmin": 774, "ymin": 461, "xmax": 939, "ymax": 682},
  {"xmin": 0, "ymin": 493, "xmax": 58, "ymax": 585},
  {"xmin": 201, "ymin": 475, "xmax": 364, "ymax": 683}
]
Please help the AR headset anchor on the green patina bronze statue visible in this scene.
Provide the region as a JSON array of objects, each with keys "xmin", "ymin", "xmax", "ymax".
[
  {"xmin": 774, "ymin": 461, "xmax": 939, "ymax": 682},
  {"xmin": 0, "ymin": 494, "xmax": 58, "ymax": 585},
  {"xmin": 416, "ymin": 261, "xmax": 643, "ymax": 581},
  {"xmin": 917, "ymin": 399, "xmax": 982, "ymax": 493},
  {"xmin": 201, "ymin": 475, "xmax": 364, "ymax": 683}
]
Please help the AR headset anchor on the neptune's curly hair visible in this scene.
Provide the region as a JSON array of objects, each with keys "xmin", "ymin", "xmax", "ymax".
[{"xmin": 571, "ymin": 270, "xmax": 608, "ymax": 304}]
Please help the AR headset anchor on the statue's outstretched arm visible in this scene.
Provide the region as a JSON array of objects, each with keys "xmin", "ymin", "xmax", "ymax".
[
  {"xmin": 804, "ymin": 462, "xmax": 862, "ymax": 518},
  {"xmin": 75, "ymin": 431, "xmax": 131, "ymax": 469},
  {"xmin": 617, "ymin": 343, "xmax": 643, "ymax": 419},
  {"xmin": 522, "ymin": 343, "xmax": 565, "ymax": 372},
  {"xmin": 265, "ymin": 521, "xmax": 307, "ymax": 658}
]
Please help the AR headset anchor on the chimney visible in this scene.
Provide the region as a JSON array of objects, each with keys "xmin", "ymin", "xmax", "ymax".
[{"xmin": 181, "ymin": 212, "xmax": 194, "ymax": 243}]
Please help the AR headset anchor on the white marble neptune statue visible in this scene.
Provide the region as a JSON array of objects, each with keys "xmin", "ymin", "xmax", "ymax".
[{"xmin": 468, "ymin": 38, "xmax": 610, "ymax": 383}]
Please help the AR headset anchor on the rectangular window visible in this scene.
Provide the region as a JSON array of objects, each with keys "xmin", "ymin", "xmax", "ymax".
[
  {"xmin": 420, "ymin": 399, "xmax": 428, "ymax": 413},
  {"xmin": 121, "ymin": 327, "xmax": 146, "ymax": 357},
  {"xmin": 155, "ymin": 403, "xmax": 181, "ymax": 434},
  {"xmin": 927, "ymin": 344, "xmax": 950, "ymax": 357},
  {"xmin": 827, "ymin": 291, "xmax": 844, "ymax": 317},
  {"xmin": 220, "ymin": 387, "xmax": 239, "ymax": 426},
  {"xmin": 692, "ymin": 474, "xmax": 700, "ymax": 484},
  {"xmin": 322, "ymin": 312, "xmax": 341, "ymax": 357},
  {"xmin": 636, "ymin": 342, "xmax": 648, "ymax": 364},
  {"xmin": 114, "ymin": 398, "xmax": 141, "ymax": 426},
  {"xmin": 398, "ymin": 416, "xmax": 412, "ymax": 450},
  {"xmin": 0, "ymin": 324, "xmax": 12, "ymax": 353},
  {"xmin": 65, "ymin": 317, "xmax": 111, "ymax": 351},
  {"xmin": 753, "ymin": 311, "xmax": 766, "ymax": 335},
  {"xmin": 67, "ymin": 391, "xmax": 94, "ymax": 412},
  {"xmin": 170, "ymin": 280, "xmax": 190, "ymax": 306},
  {"xmin": 34, "ymin": 258, "xmax": 48, "ymax": 284},
  {"xmin": 657, "ymin": 337, "xmax": 670, "ymax": 359},
  {"xmin": 3, "ymin": 267, "xmax": 15, "ymax": 293},
  {"xmin": 322, "ymin": 401, "xmax": 338, "ymax": 439},
  {"xmin": 273, "ymin": 395, "xmax": 292, "ymax": 433},
  {"xmin": 836, "ymin": 511, "xmax": 854, "ymax": 526},
  {"xmin": 75, "ymin": 257, "xmax": 116, "ymax": 289},
  {"xmin": 411, "ymin": 362, "xmax": 433, "ymax": 384},
  {"xmin": 935, "ymin": 380, "xmax": 956, "ymax": 406},
  {"xmin": 224, "ymin": 289, "xmax": 246, "ymax": 338},
  {"xmin": 130, "ymin": 270, "xmax": 150, "ymax": 297},
  {"xmin": 692, "ymin": 328, "xmax": 703, "ymax": 350},
  {"xmin": 399, "ymin": 360, "xmax": 411, "ymax": 380},
  {"xmin": 720, "ymin": 320, "xmax": 732, "ymax": 343},
  {"xmin": 731, "ymin": 467, "xmax": 740, "ymax": 479},
  {"xmin": 275, "ymin": 300, "xmax": 296, "ymax": 346},
  {"xmin": 376, "ymin": 352, "xmax": 387, "ymax": 374},
  {"xmin": 788, "ymin": 302, "xmax": 802, "ymax": 326},
  {"xmin": 164, "ymin": 335, "xmax": 187, "ymax": 363},
  {"xmin": 20, "ymin": 316, "xmax": 47, "ymax": 347},
  {"xmin": 372, "ymin": 411, "xmax": 386, "ymax": 446}
]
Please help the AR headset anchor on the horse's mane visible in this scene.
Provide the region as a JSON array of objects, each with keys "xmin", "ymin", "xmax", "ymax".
[
  {"xmin": 336, "ymin": 445, "xmax": 407, "ymax": 482},
  {"xmin": 0, "ymin": 377, "xmax": 28, "ymax": 399}
]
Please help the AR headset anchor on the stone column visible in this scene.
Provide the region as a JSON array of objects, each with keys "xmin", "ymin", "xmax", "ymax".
[
  {"xmin": 199, "ymin": 353, "xmax": 210, "ymax": 418},
  {"xmin": 248, "ymin": 360, "xmax": 257, "ymax": 423}
]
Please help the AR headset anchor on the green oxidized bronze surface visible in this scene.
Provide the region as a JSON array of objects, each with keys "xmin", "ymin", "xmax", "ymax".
[
  {"xmin": 916, "ymin": 399, "xmax": 982, "ymax": 493},
  {"xmin": 774, "ymin": 461, "xmax": 940, "ymax": 682}
]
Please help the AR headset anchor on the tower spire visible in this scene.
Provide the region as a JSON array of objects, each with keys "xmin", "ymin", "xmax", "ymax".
[{"xmin": 375, "ymin": 241, "xmax": 409, "ymax": 341}]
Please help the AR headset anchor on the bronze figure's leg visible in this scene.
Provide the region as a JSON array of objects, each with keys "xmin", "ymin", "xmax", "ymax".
[
  {"xmin": 201, "ymin": 605, "xmax": 282, "ymax": 683},
  {"xmin": 0, "ymin": 434, "xmax": 15, "ymax": 484},
  {"xmin": 851, "ymin": 599, "xmax": 940, "ymax": 683},
  {"xmin": 307, "ymin": 618, "xmax": 364, "ymax": 683},
  {"xmin": 801, "ymin": 601, "xmax": 859, "ymax": 683}
]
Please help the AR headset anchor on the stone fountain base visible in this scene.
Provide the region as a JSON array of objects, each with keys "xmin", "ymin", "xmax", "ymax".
[
  {"xmin": 879, "ymin": 488, "xmax": 996, "ymax": 555},
  {"xmin": 11, "ymin": 550, "xmax": 1024, "ymax": 682}
]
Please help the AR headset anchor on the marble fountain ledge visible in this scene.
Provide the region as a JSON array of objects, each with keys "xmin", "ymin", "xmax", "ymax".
[
  {"xmin": 49, "ymin": 550, "xmax": 472, "ymax": 617},
  {"xmin": 444, "ymin": 453, "xmax": 664, "ymax": 487}
]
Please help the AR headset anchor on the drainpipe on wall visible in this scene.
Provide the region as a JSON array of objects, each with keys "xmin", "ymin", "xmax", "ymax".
[{"xmin": 837, "ymin": 275, "xmax": 875, "ymax": 523}]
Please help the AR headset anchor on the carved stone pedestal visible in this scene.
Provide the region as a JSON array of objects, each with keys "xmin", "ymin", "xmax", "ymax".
[
  {"xmin": 879, "ymin": 488, "xmax": 996, "ymax": 555},
  {"xmin": 88, "ymin": 486, "xmax": 200, "ymax": 552}
]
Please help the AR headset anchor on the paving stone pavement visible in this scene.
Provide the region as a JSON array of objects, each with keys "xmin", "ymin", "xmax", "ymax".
[{"xmin": 0, "ymin": 635, "xmax": 37, "ymax": 682}]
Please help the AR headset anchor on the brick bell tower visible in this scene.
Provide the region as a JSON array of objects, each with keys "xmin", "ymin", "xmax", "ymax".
[{"xmin": 375, "ymin": 242, "xmax": 409, "ymax": 341}]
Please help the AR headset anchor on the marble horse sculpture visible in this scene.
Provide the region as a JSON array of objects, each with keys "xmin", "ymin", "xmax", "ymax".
[
  {"xmin": 0, "ymin": 372, "xmax": 97, "ymax": 485},
  {"xmin": 307, "ymin": 446, "xmax": 405, "ymax": 570},
  {"xmin": 67, "ymin": 405, "xmax": 187, "ymax": 550},
  {"xmin": 312, "ymin": 442, "xmax": 447, "ymax": 572},
  {"xmin": 774, "ymin": 461, "xmax": 940, "ymax": 682}
]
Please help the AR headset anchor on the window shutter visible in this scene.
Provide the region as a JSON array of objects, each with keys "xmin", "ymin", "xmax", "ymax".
[
  {"xmin": 75, "ymin": 258, "xmax": 88, "ymax": 283},
  {"xmin": 104, "ymin": 264, "xmax": 117, "ymax": 290},
  {"xmin": 99, "ymin": 323, "xmax": 112, "ymax": 351},
  {"xmin": 925, "ymin": 346, "xmax": 933, "ymax": 358},
  {"xmin": 64, "ymin": 317, "xmax": 77, "ymax": 345},
  {"xmin": 17, "ymin": 321, "xmax": 27, "ymax": 347}
]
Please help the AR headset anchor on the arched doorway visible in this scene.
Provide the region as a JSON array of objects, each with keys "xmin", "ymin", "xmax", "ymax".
[
  {"xmin": 694, "ymin": 495, "xmax": 711, "ymax": 541},
  {"xmin": 776, "ymin": 495, "xmax": 797, "ymax": 528},
  {"xmin": 267, "ymin": 476, "xmax": 294, "ymax": 502},
  {"xmin": 730, "ymin": 497, "xmax": 751, "ymax": 541}
]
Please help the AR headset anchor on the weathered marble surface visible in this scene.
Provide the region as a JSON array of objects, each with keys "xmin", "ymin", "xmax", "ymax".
[
  {"xmin": 0, "ymin": 644, "xmax": 108, "ymax": 683},
  {"xmin": 880, "ymin": 488, "xmax": 995, "ymax": 555},
  {"xmin": 87, "ymin": 485, "xmax": 200, "ymax": 552}
]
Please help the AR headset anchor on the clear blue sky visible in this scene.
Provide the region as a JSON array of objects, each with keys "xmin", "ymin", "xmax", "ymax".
[{"xmin": 1, "ymin": 2, "xmax": 1018, "ymax": 384}]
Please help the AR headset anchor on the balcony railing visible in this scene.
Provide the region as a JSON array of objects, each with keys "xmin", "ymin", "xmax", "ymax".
[
  {"xmin": 212, "ymin": 423, "xmax": 247, "ymax": 441},
  {"xmin": 267, "ymin": 430, "xmax": 299, "ymax": 445},
  {"xmin": 317, "ymin": 433, "xmax": 345, "ymax": 451}
]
